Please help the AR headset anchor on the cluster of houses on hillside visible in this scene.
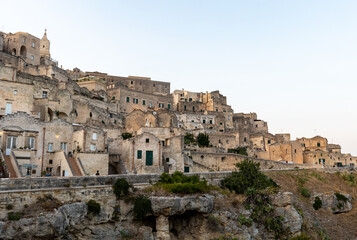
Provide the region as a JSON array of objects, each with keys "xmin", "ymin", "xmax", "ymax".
[{"xmin": 0, "ymin": 30, "xmax": 355, "ymax": 178}]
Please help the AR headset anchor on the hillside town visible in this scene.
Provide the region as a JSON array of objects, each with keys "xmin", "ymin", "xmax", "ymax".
[{"xmin": 0, "ymin": 30, "xmax": 356, "ymax": 178}]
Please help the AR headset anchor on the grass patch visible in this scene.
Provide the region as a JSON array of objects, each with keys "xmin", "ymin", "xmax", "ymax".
[
  {"xmin": 289, "ymin": 233, "xmax": 311, "ymax": 240},
  {"xmin": 300, "ymin": 187, "xmax": 311, "ymax": 198},
  {"xmin": 238, "ymin": 214, "xmax": 253, "ymax": 227},
  {"xmin": 311, "ymin": 172, "xmax": 326, "ymax": 182}
]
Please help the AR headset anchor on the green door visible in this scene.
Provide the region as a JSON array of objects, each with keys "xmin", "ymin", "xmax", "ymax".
[{"xmin": 146, "ymin": 151, "xmax": 153, "ymax": 166}]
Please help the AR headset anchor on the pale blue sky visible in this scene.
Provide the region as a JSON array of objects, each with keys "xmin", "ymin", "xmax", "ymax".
[{"xmin": 1, "ymin": 0, "xmax": 357, "ymax": 154}]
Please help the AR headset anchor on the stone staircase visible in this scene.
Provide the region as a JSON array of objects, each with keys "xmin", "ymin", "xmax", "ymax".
[
  {"xmin": 67, "ymin": 157, "xmax": 83, "ymax": 176},
  {"xmin": 3, "ymin": 155, "xmax": 17, "ymax": 178}
]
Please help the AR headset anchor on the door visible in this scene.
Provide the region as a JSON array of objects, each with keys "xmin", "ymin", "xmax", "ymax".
[
  {"xmin": 6, "ymin": 136, "xmax": 17, "ymax": 155},
  {"xmin": 5, "ymin": 103, "xmax": 12, "ymax": 115},
  {"xmin": 146, "ymin": 151, "xmax": 153, "ymax": 166}
]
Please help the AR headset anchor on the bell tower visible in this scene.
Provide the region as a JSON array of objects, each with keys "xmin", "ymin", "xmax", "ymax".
[{"xmin": 40, "ymin": 29, "xmax": 50, "ymax": 58}]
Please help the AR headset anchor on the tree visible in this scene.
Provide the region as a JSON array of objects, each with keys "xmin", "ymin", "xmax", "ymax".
[
  {"xmin": 184, "ymin": 133, "xmax": 195, "ymax": 145},
  {"xmin": 197, "ymin": 133, "xmax": 210, "ymax": 147}
]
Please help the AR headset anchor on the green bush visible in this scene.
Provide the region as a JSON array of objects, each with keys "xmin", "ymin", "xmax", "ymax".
[
  {"xmin": 156, "ymin": 171, "xmax": 212, "ymax": 194},
  {"xmin": 6, "ymin": 204, "xmax": 13, "ymax": 210},
  {"xmin": 122, "ymin": 132, "xmax": 133, "ymax": 140},
  {"xmin": 244, "ymin": 188, "xmax": 288, "ymax": 239},
  {"xmin": 133, "ymin": 196, "xmax": 152, "ymax": 220},
  {"xmin": 184, "ymin": 133, "xmax": 195, "ymax": 145},
  {"xmin": 222, "ymin": 159, "xmax": 278, "ymax": 194},
  {"xmin": 87, "ymin": 200, "xmax": 100, "ymax": 215},
  {"xmin": 114, "ymin": 178, "xmax": 130, "ymax": 198},
  {"xmin": 335, "ymin": 192, "xmax": 348, "ymax": 202},
  {"xmin": 228, "ymin": 147, "xmax": 248, "ymax": 156},
  {"xmin": 300, "ymin": 187, "xmax": 311, "ymax": 198},
  {"xmin": 8, "ymin": 212, "xmax": 22, "ymax": 221},
  {"xmin": 197, "ymin": 133, "xmax": 210, "ymax": 147},
  {"xmin": 313, "ymin": 197, "xmax": 322, "ymax": 210}
]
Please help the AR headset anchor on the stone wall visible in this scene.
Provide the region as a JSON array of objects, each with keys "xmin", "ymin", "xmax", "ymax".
[{"xmin": 76, "ymin": 152, "xmax": 109, "ymax": 176}]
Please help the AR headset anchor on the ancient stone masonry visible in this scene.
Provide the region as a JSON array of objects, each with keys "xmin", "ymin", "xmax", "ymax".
[{"xmin": 0, "ymin": 28, "xmax": 356, "ymax": 179}]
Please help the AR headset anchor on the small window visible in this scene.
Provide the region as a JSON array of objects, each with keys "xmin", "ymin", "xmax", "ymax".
[
  {"xmin": 90, "ymin": 144, "xmax": 96, "ymax": 151},
  {"xmin": 49, "ymin": 160, "xmax": 53, "ymax": 164},
  {"xmin": 143, "ymin": 100, "xmax": 146, "ymax": 105},
  {"xmin": 32, "ymin": 42, "xmax": 35, "ymax": 48},
  {"xmin": 112, "ymin": 96, "xmax": 115, "ymax": 100},
  {"xmin": 209, "ymin": 120, "xmax": 213, "ymax": 124},
  {"xmin": 42, "ymin": 91, "xmax": 48, "ymax": 98},
  {"xmin": 189, "ymin": 98, "xmax": 192, "ymax": 102},
  {"xmin": 137, "ymin": 150, "xmax": 142, "ymax": 159},
  {"xmin": 268, "ymin": 140, "xmax": 271, "ymax": 144},
  {"xmin": 23, "ymin": 38, "xmax": 26, "ymax": 43},
  {"xmin": 219, "ymin": 129, "xmax": 224, "ymax": 132},
  {"xmin": 184, "ymin": 166, "xmax": 190, "ymax": 173},
  {"xmin": 244, "ymin": 137, "xmax": 247, "ymax": 142},
  {"xmin": 166, "ymin": 158, "xmax": 169, "ymax": 162},
  {"xmin": 31, "ymin": 55, "xmax": 34, "ymax": 60},
  {"xmin": 92, "ymin": 132, "xmax": 97, "ymax": 140},
  {"xmin": 48, "ymin": 143, "xmax": 53, "ymax": 152},
  {"xmin": 146, "ymin": 138, "xmax": 150, "ymax": 143},
  {"xmin": 294, "ymin": 149, "xmax": 297, "ymax": 153},
  {"xmin": 167, "ymin": 104, "xmax": 171, "ymax": 109},
  {"xmin": 26, "ymin": 137, "xmax": 35, "ymax": 149},
  {"xmin": 14, "ymin": 90, "xmax": 17, "ymax": 95},
  {"xmin": 203, "ymin": 119, "xmax": 206, "ymax": 124},
  {"xmin": 130, "ymin": 81, "xmax": 133, "ymax": 84},
  {"xmin": 317, "ymin": 143, "xmax": 321, "ymax": 147},
  {"xmin": 193, "ymin": 106, "xmax": 195, "ymax": 111},
  {"xmin": 159, "ymin": 103, "xmax": 164, "ymax": 108},
  {"xmin": 126, "ymin": 97, "xmax": 130, "ymax": 102},
  {"xmin": 220, "ymin": 122, "xmax": 223, "ymax": 125},
  {"xmin": 149, "ymin": 101, "xmax": 152, "ymax": 108}
]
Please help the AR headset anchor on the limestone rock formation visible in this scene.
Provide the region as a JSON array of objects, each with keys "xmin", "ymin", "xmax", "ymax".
[{"xmin": 312, "ymin": 192, "xmax": 352, "ymax": 214}]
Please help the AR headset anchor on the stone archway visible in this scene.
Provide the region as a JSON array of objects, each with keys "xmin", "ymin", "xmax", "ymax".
[{"xmin": 20, "ymin": 45, "xmax": 27, "ymax": 58}]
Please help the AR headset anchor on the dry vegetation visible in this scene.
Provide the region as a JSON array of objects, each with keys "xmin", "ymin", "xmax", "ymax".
[{"xmin": 266, "ymin": 169, "xmax": 357, "ymax": 240}]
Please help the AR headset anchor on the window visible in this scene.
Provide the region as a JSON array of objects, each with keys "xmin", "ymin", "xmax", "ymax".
[
  {"xmin": 209, "ymin": 120, "xmax": 213, "ymax": 124},
  {"xmin": 137, "ymin": 150, "xmax": 142, "ymax": 159},
  {"xmin": 49, "ymin": 159, "xmax": 53, "ymax": 164},
  {"xmin": 203, "ymin": 119, "xmax": 206, "ymax": 124},
  {"xmin": 268, "ymin": 140, "xmax": 271, "ymax": 144},
  {"xmin": 130, "ymin": 81, "xmax": 133, "ymax": 84},
  {"xmin": 32, "ymin": 42, "xmax": 35, "ymax": 48},
  {"xmin": 216, "ymin": 109, "xmax": 218, "ymax": 112},
  {"xmin": 159, "ymin": 103, "xmax": 164, "ymax": 108},
  {"xmin": 90, "ymin": 144, "xmax": 96, "ymax": 151},
  {"xmin": 192, "ymin": 106, "xmax": 195, "ymax": 111},
  {"xmin": 42, "ymin": 91, "xmax": 48, "ymax": 98},
  {"xmin": 31, "ymin": 55, "xmax": 34, "ymax": 60},
  {"xmin": 60, "ymin": 142, "xmax": 67, "ymax": 153},
  {"xmin": 112, "ymin": 96, "xmax": 115, "ymax": 100},
  {"xmin": 92, "ymin": 132, "xmax": 97, "ymax": 140},
  {"xmin": 23, "ymin": 38, "xmax": 26, "ymax": 43},
  {"xmin": 26, "ymin": 137, "xmax": 35, "ymax": 149},
  {"xmin": 126, "ymin": 97, "xmax": 130, "ymax": 102},
  {"xmin": 219, "ymin": 129, "xmax": 224, "ymax": 132},
  {"xmin": 143, "ymin": 100, "xmax": 146, "ymax": 105},
  {"xmin": 294, "ymin": 149, "xmax": 297, "ymax": 153},
  {"xmin": 189, "ymin": 98, "xmax": 192, "ymax": 102},
  {"xmin": 149, "ymin": 101, "xmax": 152, "ymax": 108},
  {"xmin": 244, "ymin": 137, "xmax": 247, "ymax": 142},
  {"xmin": 317, "ymin": 143, "xmax": 321, "ymax": 147},
  {"xmin": 146, "ymin": 138, "xmax": 150, "ymax": 143},
  {"xmin": 14, "ymin": 90, "xmax": 17, "ymax": 95},
  {"xmin": 220, "ymin": 122, "xmax": 223, "ymax": 125},
  {"xmin": 167, "ymin": 104, "xmax": 171, "ymax": 109},
  {"xmin": 184, "ymin": 166, "xmax": 190, "ymax": 173},
  {"xmin": 48, "ymin": 143, "xmax": 53, "ymax": 152}
]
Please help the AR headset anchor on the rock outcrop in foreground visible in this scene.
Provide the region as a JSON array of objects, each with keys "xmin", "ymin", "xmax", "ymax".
[{"xmin": 0, "ymin": 192, "xmax": 303, "ymax": 240}]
